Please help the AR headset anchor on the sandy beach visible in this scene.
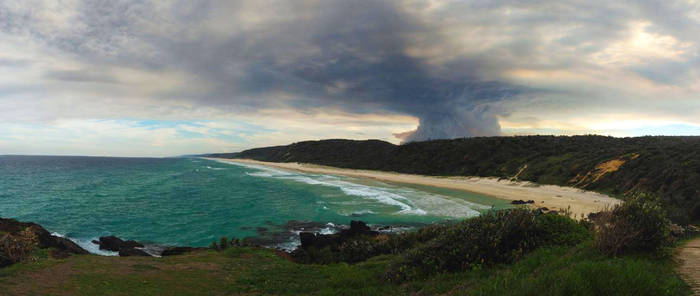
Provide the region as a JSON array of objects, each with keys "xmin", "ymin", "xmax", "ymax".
[{"xmin": 210, "ymin": 158, "xmax": 622, "ymax": 219}]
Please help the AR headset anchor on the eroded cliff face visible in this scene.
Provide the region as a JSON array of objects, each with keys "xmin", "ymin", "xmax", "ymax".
[{"xmin": 570, "ymin": 154, "xmax": 640, "ymax": 188}]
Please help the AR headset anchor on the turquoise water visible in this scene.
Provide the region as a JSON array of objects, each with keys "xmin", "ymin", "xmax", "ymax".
[{"xmin": 0, "ymin": 156, "xmax": 510, "ymax": 253}]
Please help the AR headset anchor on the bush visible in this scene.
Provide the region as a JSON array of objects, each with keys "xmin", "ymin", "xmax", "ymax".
[
  {"xmin": 593, "ymin": 193, "xmax": 671, "ymax": 256},
  {"xmin": 220, "ymin": 237, "xmax": 228, "ymax": 250},
  {"xmin": 692, "ymin": 202, "xmax": 700, "ymax": 222},
  {"xmin": 385, "ymin": 209, "xmax": 590, "ymax": 282},
  {"xmin": 0, "ymin": 230, "xmax": 39, "ymax": 267},
  {"xmin": 536, "ymin": 213, "xmax": 591, "ymax": 246}
]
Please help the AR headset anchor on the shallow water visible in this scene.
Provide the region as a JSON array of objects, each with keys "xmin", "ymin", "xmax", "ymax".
[{"xmin": 0, "ymin": 155, "xmax": 510, "ymax": 252}]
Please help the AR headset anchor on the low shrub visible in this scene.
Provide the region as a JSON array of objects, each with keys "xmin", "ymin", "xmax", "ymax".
[
  {"xmin": 385, "ymin": 209, "xmax": 590, "ymax": 282},
  {"xmin": 593, "ymin": 193, "xmax": 671, "ymax": 256},
  {"xmin": 536, "ymin": 213, "xmax": 591, "ymax": 246},
  {"xmin": 692, "ymin": 202, "xmax": 700, "ymax": 222},
  {"xmin": 0, "ymin": 230, "xmax": 39, "ymax": 267}
]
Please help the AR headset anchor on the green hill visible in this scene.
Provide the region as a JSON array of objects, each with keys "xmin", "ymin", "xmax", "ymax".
[{"xmin": 215, "ymin": 136, "xmax": 700, "ymax": 223}]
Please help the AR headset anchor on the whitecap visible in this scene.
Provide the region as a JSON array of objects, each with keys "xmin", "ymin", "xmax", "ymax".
[
  {"xmin": 205, "ymin": 166, "xmax": 226, "ymax": 170},
  {"xmin": 219, "ymin": 160, "xmax": 491, "ymax": 218},
  {"xmin": 51, "ymin": 232, "xmax": 118, "ymax": 256}
]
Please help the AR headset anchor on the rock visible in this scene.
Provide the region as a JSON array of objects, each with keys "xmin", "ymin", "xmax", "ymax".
[
  {"xmin": 91, "ymin": 240, "xmax": 100, "ymax": 245},
  {"xmin": 299, "ymin": 232, "xmax": 316, "ymax": 249},
  {"xmin": 0, "ymin": 218, "xmax": 88, "ymax": 255},
  {"xmin": 119, "ymin": 247, "xmax": 151, "ymax": 257},
  {"xmin": 98, "ymin": 236, "xmax": 124, "ymax": 252},
  {"xmin": 161, "ymin": 247, "xmax": 205, "ymax": 256},
  {"xmin": 298, "ymin": 220, "xmax": 378, "ymax": 250},
  {"xmin": 671, "ymin": 223, "xmax": 700, "ymax": 239},
  {"xmin": 49, "ymin": 234, "xmax": 90, "ymax": 255},
  {"xmin": 122, "ymin": 240, "xmax": 144, "ymax": 249},
  {"xmin": 285, "ymin": 220, "xmax": 326, "ymax": 231},
  {"xmin": 511, "ymin": 200, "xmax": 535, "ymax": 205},
  {"xmin": 535, "ymin": 207, "xmax": 550, "ymax": 214}
]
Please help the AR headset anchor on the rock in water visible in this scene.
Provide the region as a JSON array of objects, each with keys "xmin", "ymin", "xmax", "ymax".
[
  {"xmin": 298, "ymin": 220, "xmax": 379, "ymax": 250},
  {"xmin": 98, "ymin": 236, "xmax": 125, "ymax": 252},
  {"xmin": 122, "ymin": 240, "xmax": 144, "ymax": 249}
]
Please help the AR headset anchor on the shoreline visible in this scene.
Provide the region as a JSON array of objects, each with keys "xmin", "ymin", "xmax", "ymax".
[{"xmin": 208, "ymin": 158, "xmax": 623, "ymax": 219}]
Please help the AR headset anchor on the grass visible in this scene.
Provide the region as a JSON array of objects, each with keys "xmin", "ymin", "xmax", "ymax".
[
  {"xmin": 468, "ymin": 244, "xmax": 689, "ymax": 296},
  {"xmin": 0, "ymin": 243, "xmax": 691, "ymax": 295}
]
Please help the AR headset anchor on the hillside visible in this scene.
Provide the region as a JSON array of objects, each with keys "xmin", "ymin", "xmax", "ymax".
[{"xmin": 213, "ymin": 136, "xmax": 700, "ymax": 223}]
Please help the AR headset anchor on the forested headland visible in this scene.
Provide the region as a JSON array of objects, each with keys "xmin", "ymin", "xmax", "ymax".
[{"xmin": 208, "ymin": 135, "xmax": 700, "ymax": 223}]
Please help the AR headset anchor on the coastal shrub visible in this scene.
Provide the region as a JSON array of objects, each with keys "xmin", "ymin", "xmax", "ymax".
[
  {"xmin": 0, "ymin": 232, "xmax": 39, "ymax": 267},
  {"xmin": 220, "ymin": 237, "xmax": 228, "ymax": 250},
  {"xmin": 290, "ymin": 210, "xmax": 590, "ymax": 273},
  {"xmin": 292, "ymin": 246, "xmax": 338, "ymax": 264},
  {"xmin": 536, "ymin": 213, "xmax": 591, "ymax": 246},
  {"xmin": 385, "ymin": 209, "xmax": 588, "ymax": 282},
  {"xmin": 292, "ymin": 236, "xmax": 384, "ymax": 264},
  {"xmin": 337, "ymin": 239, "xmax": 380, "ymax": 263},
  {"xmin": 209, "ymin": 241, "xmax": 219, "ymax": 251},
  {"xmin": 692, "ymin": 202, "xmax": 700, "ymax": 222},
  {"xmin": 593, "ymin": 193, "xmax": 671, "ymax": 256}
]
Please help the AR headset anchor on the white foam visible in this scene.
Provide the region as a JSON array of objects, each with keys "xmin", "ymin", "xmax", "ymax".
[
  {"xmin": 51, "ymin": 232, "xmax": 118, "ymax": 256},
  {"xmin": 220, "ymin": 159, "xmax": 490, "ymax": 218},
  {"xmin": 205, "ymin": 166, "xmax": 226, "ymax": 170},
  {"xmin": 340, "ymin": 209, "xmax": 376, "ymax": 216}
]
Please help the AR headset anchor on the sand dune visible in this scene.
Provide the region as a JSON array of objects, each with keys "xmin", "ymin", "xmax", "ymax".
[{"xmin": 210, "ymin": 158, "xmax": 622, "ymax": 219}]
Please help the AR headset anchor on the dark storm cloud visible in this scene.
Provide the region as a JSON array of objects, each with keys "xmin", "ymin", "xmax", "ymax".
[
  {"xmin": 25, "ymin": 0, "xmax": 524, "ymax": 141},
  {"xmin": 2, "ymin": 0, "xmax": 700, "ymax": 142}
]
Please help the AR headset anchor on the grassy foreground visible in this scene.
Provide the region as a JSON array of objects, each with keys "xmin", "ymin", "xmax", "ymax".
[{"xmin": 0, "ymin": 243, "xmax": 689, "ymax": 296}]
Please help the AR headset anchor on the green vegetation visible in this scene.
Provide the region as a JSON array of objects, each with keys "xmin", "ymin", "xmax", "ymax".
[
  {"xmin": 214, "ymin": 136, "xmax": 700, "ymax": 223},
  {"xmin": 593, "ymin": 193, "xmax": 671, "ymax": 256},
  {"xmin": 0, "ymin": 241, "xmax": 689, "ymax": 295},
  {"xmin": 0, "ymin": 198, "xmax": 693, "ymax": 295},
  {"xmin": 385, "ymin": 210, "xmax": 589, "ymax": 282}
]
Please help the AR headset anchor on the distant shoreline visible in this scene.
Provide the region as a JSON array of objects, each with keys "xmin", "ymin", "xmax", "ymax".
[{"xmin": 207, "ymin": 158, "xmax": 622, "ymax": 219}]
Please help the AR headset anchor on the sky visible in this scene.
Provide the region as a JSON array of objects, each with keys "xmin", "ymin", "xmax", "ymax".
[{"xmin": 1, "ymin": 0, "xmax": 700, "ymax": 157}]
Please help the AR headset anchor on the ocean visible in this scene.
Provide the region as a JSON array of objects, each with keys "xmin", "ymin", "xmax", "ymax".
[{"xmin": 0, "ymin": 155, "xmax": 510, "ymax": 254}]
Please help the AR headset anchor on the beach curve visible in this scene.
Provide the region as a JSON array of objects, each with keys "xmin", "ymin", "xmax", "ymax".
[{"xmin": 208, "ymin": 158, "xmax": 622, "ymax": 219}]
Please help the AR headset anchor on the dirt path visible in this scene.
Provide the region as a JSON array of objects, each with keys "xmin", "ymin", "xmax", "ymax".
[{"xmin": 678, "ymin": 238, "xmax": 700, "ymax": 295}]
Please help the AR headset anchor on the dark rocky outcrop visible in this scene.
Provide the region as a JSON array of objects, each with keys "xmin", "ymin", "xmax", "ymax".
[
  {"xmin": 122, "ymin": 240, "xmax": 144, "ymax": 249},
  {"xmin": 1, "ymin": 218, "xmax": 88, "ymax": 267},
  {"xmin": 98, "ymin": 236, "xmax": 124, "ymax": 252},
  {"xmin": 97, "ymin": 236, "xmax": 152, "ymax": 257},
  {"xmin": 511, "ymin": 200, "xmax": 535, "ymax": 205},
  {"xmin": 0, "ymin": 218, "xmax": 88, "ymax": 255},
  {"xmin": 298, "ymin": 220, "xmax": 378, "ymax": 250}
]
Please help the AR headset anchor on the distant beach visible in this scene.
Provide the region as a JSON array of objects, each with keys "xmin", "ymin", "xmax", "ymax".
[{"xmin": 213, "ymin": 158, "xmax": 623, "ymax": 219}]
